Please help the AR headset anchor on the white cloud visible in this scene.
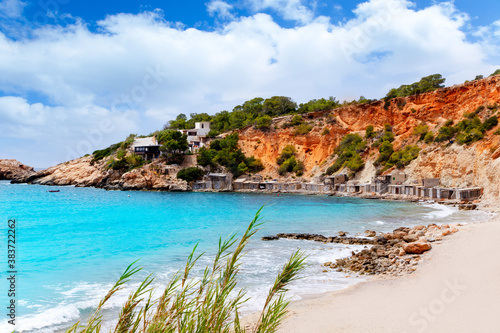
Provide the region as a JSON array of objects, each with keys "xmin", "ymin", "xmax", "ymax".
[
  {"xmin": 0, "ymin": 96, "xmax": 139, "ymax": 166},
  {"xmin": 0, "ymin": 0, "xmax": 499, "ymax": 167},
  {"xmin": 0, "ymin": 0, "xmax": 25, "ymax": 18},
  {"xmin": 246, "ymin": 0, "xmax": 315, "ymax": 24},
  {"xmin": 207, "ymin": 0, "xmax": 234, "ymax": 20}
]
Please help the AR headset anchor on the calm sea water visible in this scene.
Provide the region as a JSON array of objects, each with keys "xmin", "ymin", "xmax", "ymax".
[{"xmin": 0, "ymin": 181, "xmax": 488, "ymax": 332}]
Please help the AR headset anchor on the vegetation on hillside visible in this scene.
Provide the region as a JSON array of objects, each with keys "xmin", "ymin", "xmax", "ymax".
[
  {"xmin": 66, "ymin": 209, "xmax": 307, "ymax": 333},
  {"xmin": 276, "ymin": 145, "xmax": 304, "ymax": 176},
  {"xmin": 433, "ymin": 107, "xmax": 499, "ymax": 145},
  {"xmin": 326, "ymin": 134, "xmax": 366, "ymax": 175},
  {"xmin": 177, "ymin": 167, "xmax": 204, "ymax": 182},
  {"xmin": 384, "ymin": 74, "xmax": 446, "ymax": 100},
  {"xmin": 197, "ymin": 133, "xmax": 264, "ymax": 178},
  {"xmin": 165, "ymin": 94, "xmax": 377, "ymax": 138},
  {"xmin": 372, "ymin": 125, "xmax": 420, "ymax": 172},
  {"xmin": 91, "ymin": 134, "xmax": 136, "ymax": 164}
]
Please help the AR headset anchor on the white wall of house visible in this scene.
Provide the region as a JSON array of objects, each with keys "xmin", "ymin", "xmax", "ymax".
[{"xmin": 194, "ymin": 122, "xmax": 211, "ymax": 136}]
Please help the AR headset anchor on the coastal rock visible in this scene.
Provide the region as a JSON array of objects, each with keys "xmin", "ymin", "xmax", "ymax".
[
  {"xmin": 262, "ymin": 235, "xmax": 279, "ymax": 241},
  {"xmin": 0, "ymin": 159, "xmax": 35, "ymax": 181},
  {"xmin": 403, "ymin": 234, "xmax": 420, "ymax": 243},
  {"xmin": 402, "ymin": 242, "xmax": 432, "ymax": 254},
  {"xmin": 365, "ymin": 230, "xmax": 377, "ymax": 237},
  {"xmin": 323, "ymin": 224, "xmax": 460, "ymax": 277},
  {"xmin": 459, "ymin": 204, "xmax": 477, "ymax": 211},
  {"xmin": 264, "ymin": 233, "xmax": 374, "ymax": 245},
  {"xmin": 23, "ymin": 156, "xmax": 189, "ymax": 191}
]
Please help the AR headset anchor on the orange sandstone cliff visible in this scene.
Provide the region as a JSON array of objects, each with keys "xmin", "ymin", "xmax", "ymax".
[{"xmin": 238, "ymin": 75, "xmax": 500, "ymax": 202}]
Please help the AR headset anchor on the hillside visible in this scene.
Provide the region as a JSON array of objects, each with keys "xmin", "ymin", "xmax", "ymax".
[
  {"xmin": 238, "ymin": 75, "xmax": 500, "ymax": 201},
  {"xmin": 10, "ymin": 75, "xmax": 500, "ymax": 203},
  {"xmin": 0, "ymin": 159, "xmax": 35, "ymax": 180}
]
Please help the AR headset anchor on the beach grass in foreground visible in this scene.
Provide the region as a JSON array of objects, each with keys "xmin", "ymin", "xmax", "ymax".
[{"xmin": 64, "ymin": 207, "xmax": 306, "ymax": 333}]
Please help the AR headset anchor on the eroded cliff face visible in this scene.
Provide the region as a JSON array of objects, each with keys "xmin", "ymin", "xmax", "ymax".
[
  {"xmin": 25, "ymin": 156, "xmax": 189, "ymax": 191},
  {"xmin": 0, "ymin": 159, "xmax": 35, "ymax": 180},
  {"xmin": 238, "ymin": 76, "xmax": 500, "ymax": 198}
]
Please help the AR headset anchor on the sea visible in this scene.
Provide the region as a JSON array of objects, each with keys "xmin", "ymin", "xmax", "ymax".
[{"xmin": 0, "ymin": 181, "xmax": 489, "ymax": 332}]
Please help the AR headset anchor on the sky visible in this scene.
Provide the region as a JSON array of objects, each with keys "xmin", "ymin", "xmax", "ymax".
[{"xmin": 0, "ymin": 0, "xmax": 499, "ymax": 168}]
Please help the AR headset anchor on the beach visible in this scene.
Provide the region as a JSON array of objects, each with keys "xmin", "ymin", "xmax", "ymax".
[{"xmin": 268, "ymin": 213, "xmax": 500, "ymax": 333}]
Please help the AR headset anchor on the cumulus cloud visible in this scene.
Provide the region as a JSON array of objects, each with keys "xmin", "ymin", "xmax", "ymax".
[
  {"xmin": 0, "ymin": 0, "xmax": 499, "ymax": 167},
  {"xmin": 0, "ymin": 0, "xmax": 25, "ymax": 18},
  {"xmin": 207, "ymin": 0, "xmax": 234, "ymax": 20},
  {"xmin": 0, "ymin": 96, "xmax": 139, "ymax": 166},
  {"xmin": 245, "ymin": 0, "xmax": 316, "ymax": 24}
]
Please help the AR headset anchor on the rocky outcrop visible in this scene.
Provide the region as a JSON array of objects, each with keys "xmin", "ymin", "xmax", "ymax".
[
  {"xmin": 0, "ymin": 159, "xmax": 35, "ymax": 181},
  {"xmin": 326, "ymin": 224, "xmax": 460, "ymax": 276},
  {"xmin": 264, "ymin": 224, "xmax": 460, "ymax": 277},
  {"xmin": 25, "ymin": 156, "xmax": 189, "ymax": 191},
  {"xmin": 262, "ymin": 233, "xmax": 375, "ymax": 245}
]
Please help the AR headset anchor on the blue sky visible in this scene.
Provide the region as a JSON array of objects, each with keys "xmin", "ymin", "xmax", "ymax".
[{"xmin": 0, "ymin": 0, "xmax": 499, "ymax": 168}]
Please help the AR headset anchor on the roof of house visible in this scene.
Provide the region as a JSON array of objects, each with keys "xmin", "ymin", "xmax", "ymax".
[{"xmin": 131, "ymin": 137, "xmax": 158, "ymax": 148}]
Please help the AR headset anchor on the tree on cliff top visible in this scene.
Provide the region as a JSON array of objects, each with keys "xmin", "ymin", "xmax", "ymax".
[
  {"xmin": 384, "ymin": 74, "xmax": 446, "ymax": 100},
  {"xmin": 491, "ymin": 69, "xmax": 500, "ymax": 77}
]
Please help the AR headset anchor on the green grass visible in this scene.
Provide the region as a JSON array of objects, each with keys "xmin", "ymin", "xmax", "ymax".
[{"xmin": 66, "ymin": 208, "xmax": 306, "ymax": 333}]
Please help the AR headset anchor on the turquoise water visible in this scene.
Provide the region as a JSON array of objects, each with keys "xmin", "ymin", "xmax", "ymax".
[{"xmin": 0, "ymin": 181, "xmax": 487, "ymax": 332}]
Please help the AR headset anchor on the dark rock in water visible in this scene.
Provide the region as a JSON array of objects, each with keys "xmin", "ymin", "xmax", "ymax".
[
  {"xmin": 338, "ymin": 231, "xmax": 347, "ymax": 237},
  {"xmin": 375, "ymin": 236, "xmax": 388, "ymax": 244},
  {"xmin": 365, "ymin": 230, "xmax": 377, "ymax": 237},
  {"xmin": 458, "ymin": 204, "xmax": 477, "ymax": 211},
  {"xmin": 262, "ymin": 233, "xmax": 375, "ymax": 245}
]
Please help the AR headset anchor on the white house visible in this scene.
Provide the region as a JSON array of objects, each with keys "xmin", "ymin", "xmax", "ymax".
[{"xmin": 179, "ymin": 121, "xmax": 211, "ymax": 152}]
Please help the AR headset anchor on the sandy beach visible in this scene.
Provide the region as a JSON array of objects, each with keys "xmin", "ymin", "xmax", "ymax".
[{"xmin": 268, "ymin": 214, "xmax": 500, "ymax": 333}]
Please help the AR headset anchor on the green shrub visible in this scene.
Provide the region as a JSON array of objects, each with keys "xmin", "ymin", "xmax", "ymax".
[
  {"xmin": 479, "ymin": 116, "xmax": 498, "ymax": 132},
  {"xmin": 326, "ymin": 133, "xmax": 366, "ymax": 174},
  {"xmin": 435, "ymin": 126, "xmax": 456, "ymax": 142},
  {"xmin": 412, "ymin": 124, "xmax": 429, "ymax": 141},
  {"xmin": 277, "ymin": 145, "xmax": 295, "ymax": 165},
  {"xmin": 365, "ymin": 125, "xmax": 376, "ymax": 139},
  {"xmin": 177, "ymin": 167, "xmax": 204, "ymax": 182},
  {"xmin": 321, "ymin": 128, "xmax": 330, "ymax": 136},
  {"xmin": 374, "ymin": 141, "xmax": 393, "ymax": 166},
  {"xmin": 107, "ymin": 153, "xmax": 144, "ymax": 171},
  {"xmin": 424, "ymin": 132, "xmax": 434, "ymax": 144},
  {"xmin": 277, "ymin": 145, "xmax": 304, "ymax": 176},
  {"xmin": 385, "ymin": 145, "xmax": 420, "ymax": 169},
  {"xmin": 255, "ymin": 115, "xmax": 272, "ymax": 130},
  {"xmin": 116, "ymin": 149, "xmax": 126, "ymax": 160},
  {"xmin": 490, "ymin": 69, "xmax": 500, "ymax": 77},
  {"xmin": 346, "ymin": 154, "xmax": 364, "ymax": 172},
  {"xmin": 278, "ymin": 155, "xmax": 297, "ymax": 175},
  {"xmin": 197, "ymin": 147, "xmax": 217, "ymax": 167},
  {"xmin": 290, "ymin": 115, "xmax": 303, "ymax": 126},
  {"xmin": 384, "ymin": 74, "xmax": 446, "ymax": 99},
  {"xmin": 456, "ymin": 128, "xmax": 483, "ymax": 145},
  {"xmin": 293, "ymin": 123, "xmax": 313, "ymax": 136},
  {"xmin": 196, "ymin": 134, "xmax": 263, "ymax": 177}
]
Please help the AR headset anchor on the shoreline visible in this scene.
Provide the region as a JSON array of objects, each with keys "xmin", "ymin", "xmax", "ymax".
[
  {"xmin": 6, "ymin": 180, "xmax": 479, "ymax": 211},
  {"xmin": 244, "ymin": 212, "xmax": 500, "ymax": 333}
]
